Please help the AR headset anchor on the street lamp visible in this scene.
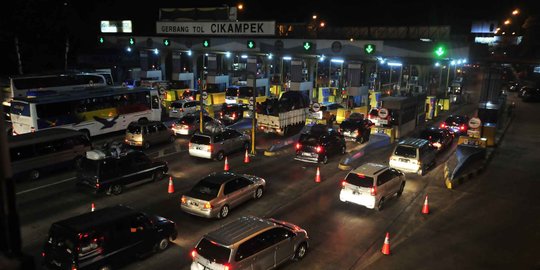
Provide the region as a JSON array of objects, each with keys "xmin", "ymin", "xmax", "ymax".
[
  {"xmin": 512, "ymin": 9, "xmax": 519, "ymax": 15},
  {"xmin": 504, "ymin": 19, "xmax": 511, "ymax": 25}
]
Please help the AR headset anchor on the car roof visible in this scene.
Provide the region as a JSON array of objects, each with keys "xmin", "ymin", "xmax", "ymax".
[
  {"xmin": 350, "ymin": 163, "xmax": 388, "ymax": 177},
  {"xmin": 53, "ymin": 205, "xmax": 138, "ymax": 233},
  {"xmin": 200, "ymin": 172, "xmax": 239, "ymax": 185},
  {"xmin": 204, "ymin": 216, "xmax": 276, "ymax": 246}
]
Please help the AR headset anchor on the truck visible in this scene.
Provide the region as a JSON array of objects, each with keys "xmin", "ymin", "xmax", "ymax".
[{"xmin": 257, "ymin": 91, "xmax": 310, "ymax": 135}]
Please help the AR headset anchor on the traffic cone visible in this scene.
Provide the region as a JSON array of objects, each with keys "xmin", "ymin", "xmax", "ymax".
[
  {"xmin": 224, "ymin": 157, "xmax": 230, "ymax": 171},
  {"xmin": 244, "ymin": 149, "xmax": 250, "ymax": 163},
  {"xmin": 381, "ymin": 232, "xmax": 391, "ymax": 255},
  {"xmin": 167, "ymin": 176, "xmax": 175, "ymax": 194},
  {"xmin": 91, "ymin": 203, "xmax": 95, "ymax": 212},
  {"xmin": 422, "ymin": 194, "xmax": 430, "ymax": 214},
  {"xmin": 315, "ymin": 166, "xmax": 321, "ymax": 183}
]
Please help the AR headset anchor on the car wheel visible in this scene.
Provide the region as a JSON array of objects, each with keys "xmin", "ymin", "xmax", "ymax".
[
  {"xmin": 377, "ymin": 197, "xmax": 385, "ymax": 211},
  {"xmin": 340, "ymin": 145, "xmax": 346, "ymax": 155},
  {"xmin": 396, "ymin": 182, "xmax": 405, "ymax": 197},
  {"xmin": 216, "ymin": 151, "xmax": 225, "ymax": 161},
  {"xmin": 153, "ymin": 170, "xmax": 165, "ymax": 181},
  {"xmin": 168, "ymin": 135, "xmax": 175, "ymax": 143},
  {"xmin": 218, "ymin": 205, "xmax": 230, "ymax": 219},
  {"xmin": 294, "ymin": 242, "xmax": 308, "ymax": 260},
  {"xmin": 109, "ymin": 184, "xmax": 123, "ymax": 195},
  {"xmin": 29, "ymin": 169, "xmax": 40, "ymax": 180},
  {"xmin": 143, "ymin": 141, "xmax": 151, "ymax": 150},
  {"xmin": 156, "ymin": 237, "xmax": 169, "ymax": 252},
  {"xmin": 254, "ymin": 187, "xmax": 264, "ymax": 199},
  {"xmin": 321, "ymin": 155, "xmax": 329, "ymax": 164}
]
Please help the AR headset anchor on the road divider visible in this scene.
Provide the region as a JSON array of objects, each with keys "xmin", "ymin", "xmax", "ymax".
[{"xmin": 338, "ymin": 134, "xmax": 391, "ymax": 170}]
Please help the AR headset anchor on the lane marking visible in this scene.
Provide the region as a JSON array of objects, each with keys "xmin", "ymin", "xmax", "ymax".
[{"xmin": 16, "ymin": 177, "xmax": 76, "ymax": 195}]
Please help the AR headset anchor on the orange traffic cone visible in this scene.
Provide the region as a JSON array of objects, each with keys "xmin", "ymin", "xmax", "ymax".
[
  {"xmin": 381, "ymin": 232, "xmax": 391, "ymax": 255},
  {"xmin": 224, "ymin": 157, "xmax": 230, "ymax": 171},
  {"xmin": 422, "ymin": 194, "xmax": 430, "ymax": 214},
  {"xmin": 244, "ymin": 149, "xmax": 250, "ymax": 163},
  {"xmin": 91, "ymin": 203, "xmax": 95, "ymax": 212},
  {"xmin": 315, "ymin": 166, "xmax": 321, "ymax": 183},
  {"xmin": 167, "ymin": 176, "xmax": 175, "ymax": 194}
]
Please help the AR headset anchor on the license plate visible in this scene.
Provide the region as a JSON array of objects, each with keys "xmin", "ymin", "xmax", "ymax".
[
  {"xmin": 129, "ymin": 141, "xmax": 137, "ymax": 145},
  {"xmin": 190, "ymin": 201, "xmax": 198, "ymax": 206},
  {"xmin": 196, "ymin": 147, "xmax": 202, "ymax": 150},
  {"xmin": 302, "ymin": 152, "xmax": 312, "ymax": 157},
  {"xmin": 172, "ymin": 110, "xmax": 178, "ymax": 113},
  {"xmin": 379, "ymin": 119, "xmax": 388, "ymax": 124},
  {"xmin": 399, "ymin": 158, "xmax": 409, "ymax": 163}
]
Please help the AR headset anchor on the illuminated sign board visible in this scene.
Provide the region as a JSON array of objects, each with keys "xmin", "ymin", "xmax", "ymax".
[
  {"xmin": 101, "ymin": 20, "xmax": 132, "ymax": 33},
  {"xmin": 156, "ymin": 21, "xmax": 275, "ymax": 36}
]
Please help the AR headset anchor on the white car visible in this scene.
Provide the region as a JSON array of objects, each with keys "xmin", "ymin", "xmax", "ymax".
[{"xmin": 169, "ymin": 100, "xmax": 198, "ymax": 118}]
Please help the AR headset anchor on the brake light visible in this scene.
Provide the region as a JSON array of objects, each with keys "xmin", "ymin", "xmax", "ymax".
[
  {"xmin": 341, "ymin": 180, "xmax": 346, "ymax": 188},
  {"xmin": 41, "ymin": 252, "xmax": 46, "ymax": 257},
  {"xmin": 95, "ymin": 183, "xmax": 100, "ymax": 189},
  {"xmin": 204, "ymin": 202, "xmax": 212, "ymax": 209},
  {"xmin": 164, "ymin": 92, "xmax": 169, "ymax": 99},
  {"xmin": 295, "ymin": 143, "xmax": 301, "ymax": 150},
  {"xmin": 188, "ymin": 142, "xmax": 192, "ymax": 148},
  {"xmin": 181, "ymin": 196, "xmax": 186, "ymax": 204},
  {"xmin": 460, "ymin": 124, "xmax": 466, "ymax": 130},
  {"xmin": 71, "ymin": 264, "xmax": 78, "ymax": 270},
  {"xmin": 179, "ymin": 108, "xmax": 184, "ymax": 112},
  {"xmin": 440, "ymin": 123, "xmax": 446, "ymax": 128},
  {"xmin": 191, "ymin": 249, "xmax": 197, "ymax": 258},
  {"xmin": 353, "ymin": 130, "xmax": 359, "ymax": 136},
  {"xmin": 232, "ymin": 112, "xmax": 237, "ymax": 119},
  {"xmin": 208, "ymin": 144, "xmax": 213, "ymax": 152},
  {"xmin": 316, "ymin": 146, "xmax": 323, "ymax": 153},
  {"xmin": 370, "ymin": 186, "xmax": 377, "ymax": 196},
  {"xmin": 224, "ymin": 264, "xmax": 231, "ymax": 270}
]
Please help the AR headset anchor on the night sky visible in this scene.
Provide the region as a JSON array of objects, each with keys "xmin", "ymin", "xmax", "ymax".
[{"xmin": 0, "ymin": 0, "xmax": 534, "ymax": 76}]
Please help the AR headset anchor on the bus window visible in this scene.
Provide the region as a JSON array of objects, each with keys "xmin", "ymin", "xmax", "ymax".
[{"xmin": 10, "ymin": 101, "xmax": 30, "ymax": 116}]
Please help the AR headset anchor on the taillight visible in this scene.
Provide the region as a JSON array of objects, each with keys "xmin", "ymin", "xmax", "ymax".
[
  {"xmin": 188, "ymin": 142, "xmax": 192, "ymax": 148},
  {"xmin": 341, "ymin": 180, "xmax": 346, "ymax": 188},
  {"xmin": 179, "ymin": 108, "xmax": 184, "ymax": 112},
  {"xmin": 224, "ymin": 264, "xmax": 231, "ymax": 270},
  {"xmin": 232, "ymin": 112, "xmax": 237, "ymax": 119},
  {"xmin": 181, "ymin": 196, "xmax": 186, "ymax": 204},
  {"xmin": 440, "ymin": 123, "xmax": 446, "ymax": 128},
  {"xmin": 208, "ymin": 144, "xmax": 213, "ymax": 152},
  {"xmin": 460, "ymin": 124, "xmax": 466, "ymax": 130},
  {"xmin": 41, "ymin": 252, "xmax": 46, "ymax": 257},
  {"xmin": 316, "ymin": 146, "xmax": 323, "ymax": 153},
  {"xmin": 295, "ymin": 143, "xmax": 301, "ymax": 150},
  {"xmin": 95, "ymin": 183, "xmax": 100, "ymax": 189},
  {"xmin": 353, "ymin": 130, "xmax": 359, "ymax": 136},
  {"xmin": 71, "ymin": 264, "xmax": 78, "ymax": 270},
  {"xmin": 191, "ymin": 249, "xmax": 197, "ymax": 258},
  {"xmin": 370, "ymin": 186, "xmax": 377, "ymax": 196},
  {"xmin": 171, "ymin": 123, "xmax": 176, "ymax": 128},
  {"xmin": 204, "ymin": 202, "xmax": 212, "ymax": 209}
]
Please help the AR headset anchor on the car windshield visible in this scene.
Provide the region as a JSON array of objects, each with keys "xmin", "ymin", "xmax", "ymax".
[
  {"xmin": 195, "ymin": 238, "xmax": 231, "ymax": 264},
  {"xmin": 190, "ymin": 135, "xmax": 211, "ymax": 145},
  {"xmin": 420, "ymin": 130, "xmax": 443, "ymax": 141},
  {"xmin": 127, "ymin": 125, "xmax": 142, "ymax": 134},
  {"xmin": 394, "ymin": 145, "xmax": 417, "ymax": 158},
  {"xmin": 191, "ymin": 179, "xmax": 220, "ymax": 198},
  {"xmin": 171, "ymin": 102, "xmax": 184, "ymax": 109},
  {"xmin": 345, "ymin": 173, "xmax": 374, "ymax": 187},
  {"xmin": 445, "ymin": 116, "xmax": 465, "ymax": 125}
]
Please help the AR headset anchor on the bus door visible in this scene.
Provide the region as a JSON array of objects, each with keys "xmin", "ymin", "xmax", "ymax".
[{"xmin": 150, "ymin": 92, "xmax": 162, "ymax": 121}]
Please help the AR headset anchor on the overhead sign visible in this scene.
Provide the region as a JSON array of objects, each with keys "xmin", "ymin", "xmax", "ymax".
[
  {"xmin": 156, "ymin": 21, "xmax": 276, "ymax": 36},
  {"xmin": 312, "ymin": 102, "xmax": 321, "ymax": 112},
  {"xmin": 378, "ymin": 108, "xmax": 389, "ymax": 118},
  {"xmin": 468, "ymin": 117, "xmax": 481, "ymax": 129},
  {"xmin": 101, "ymin": 20, "xmax": 132, "ymax": 33},
  {"xmin": 201, "ymin": 91, "xmax": 208, "ymax": 100}
]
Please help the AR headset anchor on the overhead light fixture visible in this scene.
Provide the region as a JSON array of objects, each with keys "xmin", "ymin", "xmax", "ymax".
[
  {"xmin": 187, "ymin": 50, "xmax": 192, "ymax": 56},
  {"xmin": 241, "ymin": 55, "xmax": 248, "ymax": 59},
  {"xmin": 330, "ymin": 59, "xmax": 344, "ymax": 63},
  {"xmin": 282, "ymin": 56, "xmax": 292, "ymax": 60},
  {"xmin": 387, "ymin": 62, "xmax": 402, "ymax": 67},
  {"xmin": 225, "ymin": 52, "xmax": 231, "ymax": 58}
]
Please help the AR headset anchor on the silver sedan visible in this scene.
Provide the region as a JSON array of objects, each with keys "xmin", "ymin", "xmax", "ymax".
[{"xmin": 181, "ymin": 172, "xmax": 266, "ymax": 219}]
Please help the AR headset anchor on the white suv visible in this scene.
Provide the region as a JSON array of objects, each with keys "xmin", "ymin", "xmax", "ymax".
[{"xmin": 339, "ymin": 163, "xmax": 405, "ymax": 211}]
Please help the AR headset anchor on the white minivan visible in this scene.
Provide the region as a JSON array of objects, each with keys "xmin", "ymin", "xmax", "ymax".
[
  {"xmin": 389, "ymin": 138, "xmax": 437, "ymax": 176},
  {"xmin": 340, "ymin": 163, "xmax": 406, "ymax": 211}
]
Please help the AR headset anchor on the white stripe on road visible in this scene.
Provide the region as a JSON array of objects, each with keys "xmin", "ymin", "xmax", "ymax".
[{"xmin": 16, "ymin": 177, "xmax": 76, "ymax": 195}]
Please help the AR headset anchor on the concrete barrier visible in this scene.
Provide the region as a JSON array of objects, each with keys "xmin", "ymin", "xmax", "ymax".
[
  {"xmin": 264, "ymin": 133, "xmax": 301, "ymax": 156},
  {"xmin": 338, "ymin": 134, "xmax": 391, "ymax": 170}
]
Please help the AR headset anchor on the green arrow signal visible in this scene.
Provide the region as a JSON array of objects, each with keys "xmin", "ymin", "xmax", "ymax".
[
  {"xmin": 303, "ymin": 42, "xmax": 311, "ymax": 50},
  {"xmin": 163, "ymin": 39, "xmax": 170, "ymax": 46},
  {"xmin": 99, "ymin": 37, "xmax": 104, "ymax": 44},
  {"xmin": 248, "ymin": 41, "xmax": 255, "ymax": 49},
  {"xmin": 435, "ymin": 46, "xmax": 445, "ymax": 57},
  {"xmin": 129, "ymin": 38, "xmax": 135, "ymax": 45},
  {"xmin": 203, "ymin": 40, "xmax": 209, "ymax": 47},
  {"xmin": 365, "ymin": 45, "xmax": 373, "ymax": 53}
]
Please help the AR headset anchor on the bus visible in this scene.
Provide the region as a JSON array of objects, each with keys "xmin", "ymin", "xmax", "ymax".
[
  {"xmin": 9, "ymin": 71, "xmax": 111, "ymax": 98},
  {"xmin": 10, "ymin": 86, "xmax": 162, "ymax": 137}
]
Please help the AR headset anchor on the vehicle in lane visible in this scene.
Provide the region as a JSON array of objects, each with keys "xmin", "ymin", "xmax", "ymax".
[
  {"xmin": 77, "ymin": 149, "xmax": 168, "ymax": 195},
  {"xmin": 9, "ymin": 128, "xmax": 91, "ymax": 180},
  {"xmin": 339, "ymin": 112, "xmax": 373, "ymax": 143},
  {"xmin": 419, "ymin": 127, "xmax": 454, "ymax": 151},
  {"xmin": 340, "ymin": 163, "xmax": 405, "ymax": 211},
  {"xmin": 218, "ymin": 103, "xmax": 248, "ymax": 125},
  {"xmin": 168, "ymin": 100, "xmax": 199, "ymax": 118},
  {"xmin": 520, "ymin": 86, "xmax": 540, "ymax": 102},
  {"xmin": 441, "ymin": 115, "xmax": 469, "ymax": 135},
  {"xmin": 295, "ymin": 124, "xmax": 346, "ymax": 164},
  {"xmin": 181, "ymin": 172, "xmax": 266, "ymax": 219},
  {"xmin": 389, "ymin": 138, "xmax": 436, "ymax": 176},
  {"xmin": 191, "ymin": 216, "xmax": 309, "ymax": 270},
  {"xmin": 189, "ymin": 129, "xmax": 250, "ymax": 161},
  {"xmin": 320, "ymin": 103, "xmax": 344, "ymax": 122},
  {"xmin": 170, "ymin": 114, "xmax": 223, "ymax": 136},
  {"xmin": 124, "ymin": 120, "xmax": 175, "ymax": 149},
  {"xmin": 42, "ymin": 205, "xmax": 177, "ymax": 270}
]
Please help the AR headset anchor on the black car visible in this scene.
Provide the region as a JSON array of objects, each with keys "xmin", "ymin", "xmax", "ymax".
[
  {"xmin": 295, "ymin": 124, "xmax": 346, "ymax": 164},
  {"xmin": 520, "ymin": 87, "xmax": 540, "ymax": 102},
  {"xmin": 219, "ymin": 103, "xmax": 248, "ymax": 125},
  {"xmin": 77, "ymin": 149, "xmax": 168, "ymax": 195},
  {"xmin": 339, "ymin": 112, "xmax": 373, "ymax": 143},
  {"xmin": 441, "ymin": 115, "xmax": 469, "ymax": 135},
  {"xmin": 419, "ymin": 127, "xmax": 454, "ymax": 151},
  {"xmin": 42, "ymin": 205, "xmax": 177, "ymax": 270}
]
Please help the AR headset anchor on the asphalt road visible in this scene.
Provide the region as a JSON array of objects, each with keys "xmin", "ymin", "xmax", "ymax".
[{"xmin": 15, "ymin": 69, "xmax": 489, "ymax": 270}]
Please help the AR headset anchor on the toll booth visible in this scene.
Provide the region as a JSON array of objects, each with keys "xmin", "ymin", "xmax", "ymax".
[
  {"xmin": 379, "ymin": 96, "xmax": 423, "ymax": 139},
  {"xmin": 204, "ymin": 75, "xmax": 229, "ymax": 105},
  {"xmin": 318, "ymin": 87, "xmax": 336, "ymax": 104},
  {"xmin": 171, "ymin": 72, "xmax": 194, "ymax": 89},
  {"xmin": 478, "ymin": 102, "xmax": 502, "ymax": 147},
  {"xmin": 141, "ymin": 70, "xmax": 163, "ymax": 81},
  {"xmin": 244, "ymin": 78, "xmax": 270, "ymax": 104},
  {"xmin": 425, "ymin": 96, "xmax": 437, "ymax": 120}
]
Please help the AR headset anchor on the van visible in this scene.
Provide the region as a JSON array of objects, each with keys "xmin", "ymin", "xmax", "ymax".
[
  {"xmin": 340, "ymin": 163, "xmax": 406, "ymax": 211},
  {"xmin": 9, "ymin": 128, "xmax": 92, "ymax": 180},
  {"xmin": 189, "ymin": 129, "xmax": 250, "ymax": 161},
  {"xmin": 191, "ymin": 216, "xmax": 309, "ymax": 270},
  {"xmin": 169, "ymin": 100, "xmax": 198, "ymax": 118},
  {"xmin": 389, "ymin": 138, "xmax": 436, "ymax": 175},
  {"xmin": 42, "ymin": 205, "xmax": 177, "ymax": 270},
  {"xmin": 124, "ymin": 120, "xmax": 175, "ymax": 149}
]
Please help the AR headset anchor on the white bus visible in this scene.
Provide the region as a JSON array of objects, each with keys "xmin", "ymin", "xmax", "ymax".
[
  {"xmin": 10, "ymin": 86, "xmax": 162, "ymax": 137},
  {"xmin": 9, "ymin": 71, "xmax": 111, "ymax": 98}
]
